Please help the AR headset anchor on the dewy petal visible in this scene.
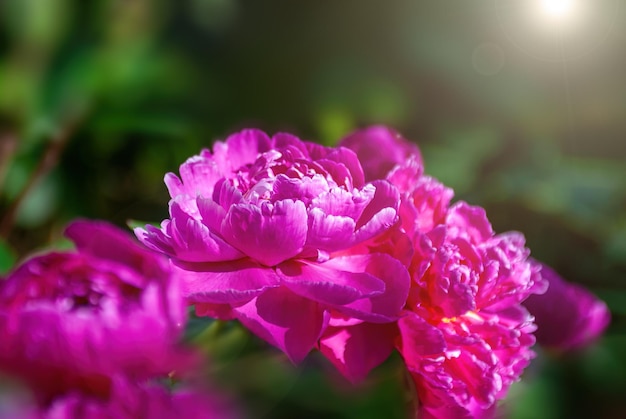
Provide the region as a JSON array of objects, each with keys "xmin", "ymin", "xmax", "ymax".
[
  {"xmin": 318, "ymin": 321, "xmax": 398, "ymax": 383},
  {"xmin": 233, "ymin": 286, "xmax": 328, "ymax": 363},
  {"xmin": 222, "ymin": 200, "xmax": 307, "ymax": 267},
  {"xmin": 277, "ymin": 260, "xmax": 385, "ymax": 306},
  {"xmin": 174, "ymin": 259, "xmax": 280, "ymax": 304},
  {"xmin": 523, "ymin": 262, "xmax": 610, "ymax": 351},
  {"xmin": 325, "ymin": 254, "xmax": 410, "ymax": 322}
]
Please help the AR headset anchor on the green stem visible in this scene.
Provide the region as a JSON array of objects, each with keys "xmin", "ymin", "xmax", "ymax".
[{"xmin": 0, "ymin": 117, "xmax": 78, "ymax": 239}]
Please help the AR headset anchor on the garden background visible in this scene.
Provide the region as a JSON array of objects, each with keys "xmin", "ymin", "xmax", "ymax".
[{"xmin": 0, "ymin": 1, "xmax": 625, "ymax": 417}]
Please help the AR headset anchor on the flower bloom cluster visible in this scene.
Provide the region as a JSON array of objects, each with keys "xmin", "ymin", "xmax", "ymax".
[
  {"xmin": 135, "ymin": 125, "xmax": 609, "ymax": 417},
  {"xmin": 1, "ymin": 126, "xmax": 609, "ymax": 418},
  {"xmin": 332, "ymin": 126, "xmax": 609, "ymax": 417},
  {"xmin": 135, "ymin": 130, "xmax": 410, "ymax": 363},
  {"xmin": 0, "ymin": 221, "xmax": 237, "ymax": 418}
]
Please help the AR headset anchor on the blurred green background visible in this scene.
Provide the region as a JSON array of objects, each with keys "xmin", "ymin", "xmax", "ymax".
[{"xmin": 1, "ymin": 0, "xmax": 625, "ymax": 417}]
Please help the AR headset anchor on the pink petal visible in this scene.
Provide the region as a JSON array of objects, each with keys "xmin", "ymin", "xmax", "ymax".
[
  {"xmin": 168, "ymin": 201, "xmax": 244, "ymax": 262},
  {"xmin": 174, "ymin": 259, "xmax": 280, "ymax": 304},
  {"xmin": 271, "ymin": 174, "xmax": 329, "ymax": 204},
  {"xmin": 170, "ymin": 155, "xmax": 223, "ymax": 200},
  {"xmin": 272, "ymin": 132, "xmax": 309, "ymax": 153},
  {"xmin": 221, "ymin": 200, "xmax": 308, "ymax": 267},
  {"xmin": 339, "ymin": 125, "xmax": 422, "ymax": 182},
  {"xmin": 233, "ymin": 287, "xmax": 328, "ymax": 363},
  {"xmin": 305, "ymin": 208, "xmax": 356, "ymax": 252},
  {"xmin": 386, "ymin": 156, "xmax": 424, "ymax": 193},
  {"xmin": 277, "ymin": 260, "xmax": 385, "ymax": 306},
  {"xmin": 311, "ymin": 185, "xmax": 373, "ymax": 221},
  {"xmin": 320, "ymin": 147, "xmax": 366, "ymax": 189},
  {"xmin": 67, "ymin": 220, "xmax": 166, "ymax": 277},
  {"xmin": 353, "ymin": 180, "xmax": 400, "ymax": 243},
  {"xmin": 523, "ymin": 262, "xmax": 610, "ymax": 351},
  {"xmin": 324, "ymin": 254, "xmax": 410, "ymax": 322},
  {"xmin": 213, "ymin": 129, "xmax": 271, "ymax": 172},
  {"xmin": 319, "ymin": 321, "xmax": 398, "ymax": 383},
  {"xmin": 397, "ymin": 312, "xmax": 446, "ymax": 367},
  {"xmin": 446, "ymin": 202, "xmax": 493, "ymax": 244}
]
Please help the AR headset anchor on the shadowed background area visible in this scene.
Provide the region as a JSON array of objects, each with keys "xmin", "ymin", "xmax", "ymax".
[{"xmin": 1, "ymin": 0, "xmax": 625, "ymax": 417}]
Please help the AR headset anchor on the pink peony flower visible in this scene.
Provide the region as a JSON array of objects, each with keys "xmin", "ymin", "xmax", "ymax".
[
  {"xmin": 135, "ymin": 129, "xmax": 410, "ymax": 363},
  {"xmin": 396, "ymin": 204, "xmax": 544, "ymax": 418},
  {"xmin": 337, "ymin": 126, "xmax": 548, "ymax": 417},
  {"xmin": 523, "ymin": 262, "xmax": 610, "ymax": 351},
  {"xmin": 42, "ymin": 380, "xmax": 238, "ymax": 419},
  {"xmin": 0, "ymin": 220, "xmax": 192, "ymax": 404},
  {"xmin": 7, "ymin": 376, "xmax": 239, "ymax": 419}
]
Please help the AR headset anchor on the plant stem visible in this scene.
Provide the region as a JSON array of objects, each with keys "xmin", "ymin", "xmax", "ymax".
[
  {"xmin": 0, "ymin": 119, "xmax": 77, "ymax": 239},
  {"xmin": 0, "ymin": 132, "xmax": 18, "ymax": 197}
]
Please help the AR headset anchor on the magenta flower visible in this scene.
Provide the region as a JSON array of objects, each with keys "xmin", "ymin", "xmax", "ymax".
[
  {"xmin": 42, "ymin": 380, "xmax": 238, "ymax": 419},
  {"xmin": 397, "ymin": 204, "xmax": 544, "ymax": 417},
  {"xmin": 135, "ymin": 129, "xmax": 410, "ymax": 363},
  {"xmin": 8, "ymin": 376, "xmax": 239, "ymax": 419},
  {"xmin": 0, "ymin": 220, "xmax": 192, "ymax": 403},
  {"xmin": 523, "ymin": 262, "xmax": 610, "ymax": 351},
  {"xmin": 337, "ymin": 126, "xmax": 548, "ymax": 417}
]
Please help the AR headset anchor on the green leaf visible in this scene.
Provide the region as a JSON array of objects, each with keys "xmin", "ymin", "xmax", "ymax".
[{"xmin": 0, "ymin": 240, "xmax": 17, "ymax": 275}]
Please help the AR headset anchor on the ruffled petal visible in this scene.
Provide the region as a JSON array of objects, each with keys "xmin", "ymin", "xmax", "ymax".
[
  {"xmin": 222, "ymin": 200, "xmax": 308, "ymax": 266},
  {"xmin": 446, "ymin": 202, "xmax": 493, "ymax": 245},
  {"xmin": 167, "ymin": 201, "xmax": 244, "ymax": 262},
  {"xmin": 353, "ymin": 180, "xmax": 400, "ymax": 244},
  {"xmin": 212, "ymin": 129, "xmax": 271, "ymax": 172},
  {"xmin": 305, "ymin": 208, "xmax": 356, "ymax": 252}
]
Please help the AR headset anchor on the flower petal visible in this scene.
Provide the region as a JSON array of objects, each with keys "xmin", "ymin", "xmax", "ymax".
[
  {"xmin": 174, "ymin": 259, "xmax": 280, "ymax": 304},
  {"xmin": 277, "ymin": 260, "xmax": 385, "ymax": 306},
  {"xmin": 339, "ymin": 125, "xmax": 422, "ymax": 182},
  {"xmin": 222, "ymin": 200, "xmax": 308, "ymax": 266},
  {"xmin": 167, "ymin": 201, "xmax": 244, "ymax": 262},
  {"xmin": 353, "ymin": 180, "xmax": 400, "ymax": 244},
  {"xmin": 67, "ymin": 220, "xmax": 166, "ymax": 280},
  {"xmin": 233, "ymin": 287, "xmax": 328, "ymax": 363},
  {"xmin": 319, "ymin": 321, "xmax": 398, "ymax": 383},
  {"xmin": 324, "ymin": 254, "xmax": 410, "ymax": 322},
  {"xmin": 213, "ymin": 129, "xmax": 271, "ymax": 172},
  {"xmin": 305, "ymin": 208, "xmax": 356, "ymax": 252},
  {"xmin": 523, "ymin": 262, "xmax": 610, "ymax": 351}
]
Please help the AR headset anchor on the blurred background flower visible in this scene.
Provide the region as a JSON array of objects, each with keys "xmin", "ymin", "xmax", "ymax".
[{"xmin": 1, "ymin": 0, "xmax": 624, "ymax": 417}]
